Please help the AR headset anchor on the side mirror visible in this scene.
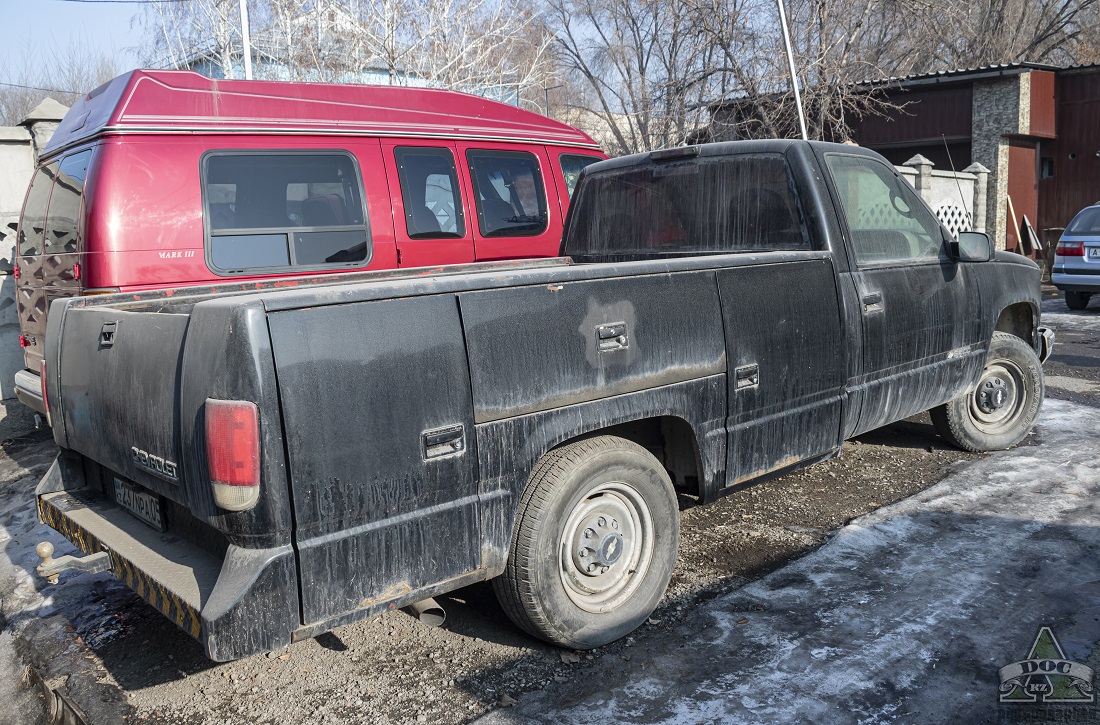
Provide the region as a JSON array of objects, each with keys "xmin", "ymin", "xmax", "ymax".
[{"xmin": 951, "ymin": 231, "xmax": 994, "ymax": 262}]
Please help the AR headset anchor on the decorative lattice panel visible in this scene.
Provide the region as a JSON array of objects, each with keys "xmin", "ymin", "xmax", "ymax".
[{"xmin": 935, "ymin": 203, "xmax": 973, "ymax": 238}]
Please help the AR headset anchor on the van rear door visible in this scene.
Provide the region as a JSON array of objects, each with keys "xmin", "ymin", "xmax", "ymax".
[{"xmin": 17, "ymin": 148, "xmax": 94, "ymax": 372}]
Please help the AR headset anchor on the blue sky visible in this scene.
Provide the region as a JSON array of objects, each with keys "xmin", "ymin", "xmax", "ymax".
[{"xmin": 0, "ymin": 0, "xmax": 147, "ymax": 88}]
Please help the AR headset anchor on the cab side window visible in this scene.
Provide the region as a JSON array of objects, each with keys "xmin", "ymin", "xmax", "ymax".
[
  {"xmin": 203, "ymin": 152, "xmax": 371, "ymax": 273},
  {"xmin": 467, "ymin": 150, "xmax": 548, "ymax": 237},
  {"xmin": 825, "ymin": 154, "xmax": 943, "ymax": 264},
  {"xmin": 394, "ymin": 147, "xmax": 465, "ymax": 239},
  {"xmin": 559, "ymin": 154, "xmax": 602, "ymax": 198}
]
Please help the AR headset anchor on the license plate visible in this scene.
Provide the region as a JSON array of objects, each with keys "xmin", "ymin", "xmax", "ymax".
[
  {"xmin": 114, "ymin": 478, "xmax": 165, "ymax": 531},
  {"xmin": 1089, "ymin": 248, "xmax": 1100, "ymax": 259}
]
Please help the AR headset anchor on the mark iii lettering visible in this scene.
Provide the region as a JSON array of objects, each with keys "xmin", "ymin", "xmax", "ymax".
[
  {"xmin": 131, "ymin": 446, "xmax": 179, "ymax": 481},
  {"xmin": 157, "ymin": 250, "xmax": 196, "ymax": 259}
]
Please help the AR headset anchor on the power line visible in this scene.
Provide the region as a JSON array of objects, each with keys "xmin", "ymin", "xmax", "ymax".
[
  {"xmin": 0, "ymin": 81, "xmax": 79, "ymax": 94},
  {"xmin": 51, "ymin": 0, "xmax": 189, "ymax": 4}
]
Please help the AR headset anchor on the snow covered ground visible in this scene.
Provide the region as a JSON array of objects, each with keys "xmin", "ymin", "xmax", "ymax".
[{"xmin": 481, "ymin": 397, "xmax": 1100, "ymax": 724}]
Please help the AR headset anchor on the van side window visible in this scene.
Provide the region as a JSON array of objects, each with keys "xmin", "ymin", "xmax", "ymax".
[
  {"xmin": 393, "ymin": 147, "xmax": 465, "ymax": 239},
  {"xmin": 466, "ymin": 150, "xmax": 548, "ymax": 237},
  {"xmin": 563, "ymin": 153, "xmax": 809, "ymax": 260},
  {"xmin": 825, "ymin": 154, "xmax": 943, "ymax": 264},
  {"xmin": 18, "ymin": 162, "xmax": 58, "ymax": 257},
  {"xmin": 559, "ymin": 154, "xmax": 602, "ymax": 198},
  {"xmin": 43, "ymin": 150, "xmax": 93, "ymax": 254},
  {"xmin": 203, "ymin": 152, "xmax": 370, "ymax": 273}
]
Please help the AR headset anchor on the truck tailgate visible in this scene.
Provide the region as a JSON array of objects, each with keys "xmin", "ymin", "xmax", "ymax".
[{"xmin": 55, "ymin": 305, "xmax": 190, "ymax": 504}]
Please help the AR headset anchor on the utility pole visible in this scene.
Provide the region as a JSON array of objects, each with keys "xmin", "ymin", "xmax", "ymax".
[
  {"xmin": 775, "ymin": 0, "xmax": 807, "ymax": 140},
  {"xmin": 239, "ymin": 0, "xmax": 253, "ymax": 80}
]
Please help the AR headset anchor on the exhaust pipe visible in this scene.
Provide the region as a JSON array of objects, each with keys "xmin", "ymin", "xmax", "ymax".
[{"xmin": 407, "ymin": 597, "xmax": 446, "ymax": 627}]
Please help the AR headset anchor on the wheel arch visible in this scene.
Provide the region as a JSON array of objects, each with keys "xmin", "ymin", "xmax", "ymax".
[
  {"xmin": 993, "ymin": 300, "xmax": 1038, "ymax": 350},
  {"xmin": 475, "ymin": 377, "xmax": 726, "ymax": 578}
]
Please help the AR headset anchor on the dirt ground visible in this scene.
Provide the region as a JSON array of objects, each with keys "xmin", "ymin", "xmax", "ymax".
[
  {"xmin": 7, "ymin": 291, "xmax": 1094, "ymax": 725},
  {"xmin": 5, "ymin": 412, "xmax": 977, "ymax": 725}
]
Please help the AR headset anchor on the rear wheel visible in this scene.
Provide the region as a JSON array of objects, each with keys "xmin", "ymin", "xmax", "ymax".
[
  {"xmin": 931, "ymin": 332, "xmax": 1044, "ymax": 452},
  {"xmin": 1065, "ymin": 291, "xmax": 1092, "ymax": 311},
  {"xmin": 492, "ymin": 436, "xmax": 679, "ymax": 649}
]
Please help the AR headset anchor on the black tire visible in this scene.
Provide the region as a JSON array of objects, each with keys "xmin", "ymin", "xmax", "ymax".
[
  {"xmin": 931, "ymin": 332, "xmax": 1044, "ymax": 452},
  {"xmin": 492, "ymin": 436, "xmax": 679, "ymax": 649},
  {"xmin": 1065, "ymin": 291, "xmax": 1091, "ymax": 311}
]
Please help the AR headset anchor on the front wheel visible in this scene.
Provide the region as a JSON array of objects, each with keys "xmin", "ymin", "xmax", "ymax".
[
  {"xmin": 1065, "ymin": 291, "xmax": 1092, "ymax": 311},
  {"xmin": 931, "ymin": 332, "xmax": 1044, "ymax": 452},
  {"xmin": 492, "ymin": 436, "xmax": 679, "ymax": 649}
]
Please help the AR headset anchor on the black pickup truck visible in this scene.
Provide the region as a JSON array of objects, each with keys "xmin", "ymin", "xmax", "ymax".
[{"xmin": 33, "ymin": 141, "xmax": 1052, "ymax": 661}]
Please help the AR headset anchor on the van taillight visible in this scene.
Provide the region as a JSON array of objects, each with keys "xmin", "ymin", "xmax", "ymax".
[
  {"xmin": 1057, "ymin": 241, "xmax": 1085, "ymax": 257},
  {"xmin": 205, "ymin": 399, "xmax": 260, "ymax": 511}
]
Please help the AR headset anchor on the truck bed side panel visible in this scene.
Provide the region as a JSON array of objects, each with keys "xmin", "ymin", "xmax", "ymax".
[
  {"xmin": 268, "ymin": 295, "xmax": 479, "ymax": 624},
  {"xmin": 458, "ymin": 271, "xmax": 727, "ymax": 423}
]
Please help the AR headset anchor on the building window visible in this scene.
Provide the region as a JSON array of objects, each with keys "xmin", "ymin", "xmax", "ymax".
[{"xmin": 1040, "ymin": 157, "xmax": 1054, "ymax": 179}]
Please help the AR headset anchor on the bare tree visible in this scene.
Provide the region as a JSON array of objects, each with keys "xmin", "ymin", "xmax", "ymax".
[
  {"xmin": 142, "ymin": 0, "xmax": 556, "ymax": 109},
  {"xmin": 0, "ymin": 41, "xmax": 118, "ymax": 126}
]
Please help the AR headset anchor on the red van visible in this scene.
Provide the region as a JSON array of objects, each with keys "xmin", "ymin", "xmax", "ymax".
[{"xmin": 15, "ymin": 70, "xmax": 605, "ymax": 414}]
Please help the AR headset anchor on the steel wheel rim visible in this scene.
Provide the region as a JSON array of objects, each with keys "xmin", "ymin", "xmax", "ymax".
[
  {"xmin": 558, "ymin": 480, "xmax": 654, "ymax": 614},
  {"xmin": 969, "ymin": 359, "xmax": 1027, "ymax": 434}
]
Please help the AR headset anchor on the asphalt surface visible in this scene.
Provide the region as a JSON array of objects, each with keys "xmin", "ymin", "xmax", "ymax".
[{"xmin": 0, "ymin": 291, "xmax": 1096, "ymax": 724}]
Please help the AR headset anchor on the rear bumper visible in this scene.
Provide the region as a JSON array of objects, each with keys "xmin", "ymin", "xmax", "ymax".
[
  {"xmin": 14, "ymin": 369, "xmax": 46, "ymax": 416},
  {"xmin": 35, "ymin": 454, "xmax": 299, "ymax": 661},
  {"xmin": 1052, "ymin": 269, "xmax": 1100, "ymax": 292}
]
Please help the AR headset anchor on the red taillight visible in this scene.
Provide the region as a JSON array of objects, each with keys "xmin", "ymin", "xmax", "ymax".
[
  {"xmin": 205, "ymin": 399, "xmax": 260, "ymax": 511},
  {"xmin": 13, "ymin": 266, "xmax": 19, "ymax": 279},
  {"xmin": 73, "ymin": 262, "xmax": 81, "ymax": 280},
  {"xmin": 1057, "ymin": 241, "xmax": 1085, "ymax": 257},
  {"xmin": 40, "ymin": 359, "xmax": 49, "ymax": 421},
  {"xmin": 18, "ymin": 335, "xmax": 27, "ymax": 348}
]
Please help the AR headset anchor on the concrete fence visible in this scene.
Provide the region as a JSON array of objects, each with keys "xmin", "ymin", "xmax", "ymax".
[{"xmin": 895, "ymin": 154, "xmax": 991, "ymax": 238}]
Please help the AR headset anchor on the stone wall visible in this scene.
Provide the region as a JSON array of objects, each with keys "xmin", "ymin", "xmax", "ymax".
[{"xmin": 971, "ymin": 74, "xmax": 1029, "ymax": 250}]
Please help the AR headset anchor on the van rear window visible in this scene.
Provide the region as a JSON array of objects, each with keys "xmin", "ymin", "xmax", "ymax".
[
  {"xmin": 203, "ymin": 152, "xmax": 370, "ymax": 274},
  {"xmin": 44, "ymin": 150, "xmax": 93, "ymax": 254},
  {"xmin": 18, "ymin": 162, "xmax": 58, "ymax": 256},
  {"xmin": 564, "ymin": 153, "xmax": 809, "ymax": 261}
]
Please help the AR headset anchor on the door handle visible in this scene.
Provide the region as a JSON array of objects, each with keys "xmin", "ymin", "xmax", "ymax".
[
  {"xmin": 861, "ymin": 292, "xmax": 883, "ymax": 313},
  {"xmin": 595, "ymin": 322, "xmax": 629, "ymax": 352},
  {"xmin": 422, "ymin": 424, "xmax": 464, "ymax": 459}
]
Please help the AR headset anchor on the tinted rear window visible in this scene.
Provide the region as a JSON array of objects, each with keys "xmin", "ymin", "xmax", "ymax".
[
  {"xmin": 19, "ymin": 162, "xmax": 58, "ymax": 256},
  {"xmin": 203, "ymin": 152, "xmax": 370, "ymax": 273},
  {"xmin": 564, "ymin": 153, "xmax": 809, "ymax": 260},
  {"xmin": 1066, "ymin": 207, "xmax": 1100, "ymax": 234},
  {"xmin": 43, "ymin": 150, "xmax": 93, "ymax": 254}
]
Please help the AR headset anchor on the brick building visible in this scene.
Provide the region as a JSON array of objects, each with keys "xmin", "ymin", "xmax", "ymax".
[{"xmin": 709, "ymin": 63, "xmax": 1100, "ymax": 254}]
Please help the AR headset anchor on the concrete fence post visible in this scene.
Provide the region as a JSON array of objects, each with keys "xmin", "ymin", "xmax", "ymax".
[
  {"xmin": 903, "ymin": 154, "xmax": 934, "ymax": 204},
  {"xmin": 963, "ymin": 162, "xmax": 991, "ymax": 234}
]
